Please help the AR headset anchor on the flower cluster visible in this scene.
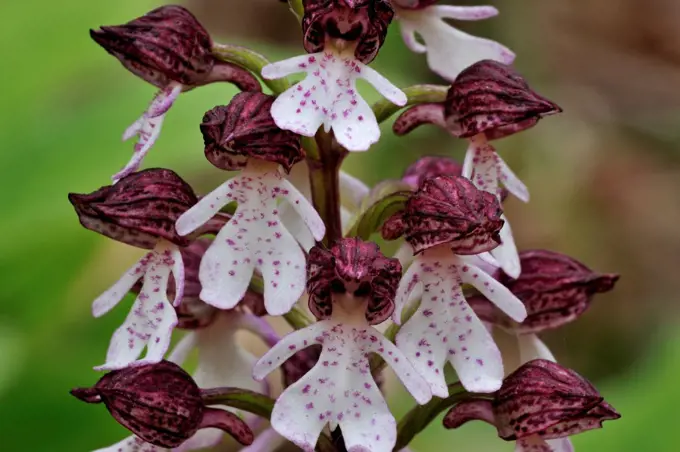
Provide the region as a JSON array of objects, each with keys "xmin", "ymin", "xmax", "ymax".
[{"xmin": 70, "ymin": 3, "xmax": 620, "ymax": 452}]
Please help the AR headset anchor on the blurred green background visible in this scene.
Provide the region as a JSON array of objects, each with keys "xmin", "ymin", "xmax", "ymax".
[{"xmin": 2, "ymin": 0, "xmax": 680, "ymax": 450}]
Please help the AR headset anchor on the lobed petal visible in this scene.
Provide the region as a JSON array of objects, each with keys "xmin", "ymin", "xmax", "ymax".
[
  {"xmin": 396, "ymin": 251, "xmax": 505, "ymax": 395},
  {"xmin": 397, "ymin": 8, "xmax": 514, "ymax": 82},
  {"xmin": 253, "ymin": 321, "xmax": 329, "ymax": 381},
  {"xmin": 92, "ymin": 253, "xmax": 150, "ymax": 317},
  {"xmin": 459, "ymin": 260, "xmax": 526, "ymax": 322},
  {"xmin": 175, "ymin": 180, "xmax": 234, "ymax": 237},
  {"xmin": 267, "ymin": 322, "xmax": 405, "ymax": 452},
  {"xmin": 95, "ymin": 251, "xmax": 177, "ymax": 370},
  {"xmin": 517, "ymin": 334, "xmax": 557, "ymax": 365},
  {"xmin": 115, "ymin": 85, "xmax": 182, "ymax": 182},
  {"xmin": 280, "ymin": 178, "xmax": 326, "ymax": 241}
]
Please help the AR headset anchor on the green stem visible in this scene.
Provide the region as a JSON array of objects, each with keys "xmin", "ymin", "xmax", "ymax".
[
  {"xmin": 394, "ymin": 383, "xmax": 473, "ymax": 451},
  {"xmin": 287, "ymin": 0, "xmax": 304, "ymax": 19},
  {"xmin": 211, "ymin": 43, "xmax": 290, "ymax": 95},
  {"xmin": 283, "ymin": 306, "xmax": 314, "ymax": 330},
  {"xmin": 372, "ymin": 84, "xmax": 449, "ymax": 124},
  {"xmin": 309, "ymin": 130, "xmax": 346, "ymax": 246},
  {"xmin": 201, "ymin": 387, "xmax": 337, "ymax": 451},
  {"xmin": 201, "ymin": 387, "xmax": 275, "ymax": 419}
]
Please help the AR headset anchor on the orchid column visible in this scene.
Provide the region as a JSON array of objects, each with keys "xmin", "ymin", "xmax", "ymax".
[
  {"xmin": 253, "ymin": 238, "xmax": 432, "ymax": 452},
  {"xmin": 394, "ymin": 60, "xmax": 562, "ymax": 277}
]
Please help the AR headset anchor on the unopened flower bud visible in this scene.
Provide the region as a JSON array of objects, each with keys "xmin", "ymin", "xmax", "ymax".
[
  {"xmin": 467, "ymin": 250, "xmax": 619, "ymax": 334},
  {"xmin": 68, "ymin": 169, "xmax": 198, "ymax": 249},
  {"xmin": 444, "ymin": 360, "xmax": 620, "ymax": 446},
  {"xmin": 302, "ymin": 0, "xmax": 394, "ymax": 63},
  {"xmin": 444, "ymin": 60, "xmax": 562, "ymax": 140},
  {"xmin": 401, "ymin": 155, "xmax": 463, "ymax": 189},
  {"xmin": 71, "ymin": 361, "xmax": 254, "ymax": 448},
  {"xmin": 307, "ymin": 237, "xmax": 402, "ymax": 324},
  {"xmin": 381, "ymin": 210, "xmax": 407, "ymax": 241},
  {"xmin": 90, "ymin": 5, "xmax": 259, "ymax": 92},
  {"xmin": 402, "ymin": 175, "xmax": 504, "ymax": 254},
  {"xmin": 401, "ymin": 155, "xmax": 510, "ymax": 202},
  {"xmin": 201, "ymin": 92, "xmax": 303, "ymax": 172}
]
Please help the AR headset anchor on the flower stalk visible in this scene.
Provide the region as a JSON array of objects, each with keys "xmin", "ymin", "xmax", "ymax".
[
  {"xmin": 395, "ymin": 383, "xmax": 473, "ymax": 451},
  {"xmin": 372, "ymin": 84, "xmax": 448, "ymax": 123},
  {"xmin": 211, "ymin": 43, "xmax": 290, "ymax": 94},
  {"xmin": 309, "ymin": 129, "xmax": 346, "ymax": 245}
]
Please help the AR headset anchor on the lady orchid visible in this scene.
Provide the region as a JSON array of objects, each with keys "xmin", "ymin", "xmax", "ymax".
[
  {"xmin": 70, "ymin": 3, "xmax": 621, "ymax": 452},
  {"xmin": 69, "ymin": 169, "xmax": 200, "ymax": 370},
  {"xmin": 263, "ymin": 0, "xmax": 407, "ymax": 151},
  {"xmin": 175, "ymin": 91, "xmax": 325, "ymax": 316},
  {"xmin": 253, "ymin": 238, "xmax": 431, "ymax": 452},
  {"xmin": 391, "ymin": 0, "xmax": 515, "ymax": 81},
  {"xmin": 91, "ymin": 5, "xmax": 261, "ymax": 182},
  {"xmin": 394, "ymin": 60, "xmax": 562, "ymax": 277},
  {"xmin": 391, "ymin": 175, "xmax": 527, "ymax": 395}
]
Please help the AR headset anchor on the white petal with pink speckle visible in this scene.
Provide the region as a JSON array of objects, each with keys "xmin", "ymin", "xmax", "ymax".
[
  {"xmin": 396, "ymin": 5, "xmax": 515, "ymax": 81},
  {"xmin": 253, "ymin": 320, "xmax": 430, "ymax": 452},
  {"xmin": 176, "ymin": 160, "xmax": 325, "ymax": 316},
  {"xmin": 394, "ymin": 246, "xmax": 524, "ymax": 395},
  {"xmin": 463, "ymin": 138, "xmax": 526, "ymax": 279},
  {"xmin": 94, "ymin": 240, "xmax": 183, "ymax": 371},
  {"xmin": 262, "ymin": 48, "xmax": 406, "ymax": 152},
  {"xmin": 114, "ymin": 83, "xmax": 182, "ymax": 183}
]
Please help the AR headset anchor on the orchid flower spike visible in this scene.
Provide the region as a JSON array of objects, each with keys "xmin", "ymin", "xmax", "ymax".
[
  {"xmin": 254, "ymin": 238, "xmax": 431, "ymax": 452},
  {"xmin": 467, "ymin": 250, "xmax": 619, "ymax": 364},
  {"xmin": 393, "ymin": 175, "xmax": 527, "ymax": 396},
  {"xmin": 394, "ymin": 60, "xmax": 562, "ymax": 277},
  {"xmin": 90, "ymin": 5, "xmax": 261, "ymax": 182},
  {"xmin": 262, "ymin": 0, "xmax": 406, "ymax": 151},
  {"xmin": 391, "ymin": 0, "xmax": 515, "ymax": 81},
  {"xmin": 71, "ymin": 361, "xmax": 255, "ymax": 451},
  {"xmin": 69, "ymin": 169, "xmax": 204, "ymax": 370},
  {"xmin": 444, "ymin": 359, "xmax": 621, "ymax": 452},
  {"xmin": 176, "ymin": 92, "xmax": 325, "ymax": 316}
]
